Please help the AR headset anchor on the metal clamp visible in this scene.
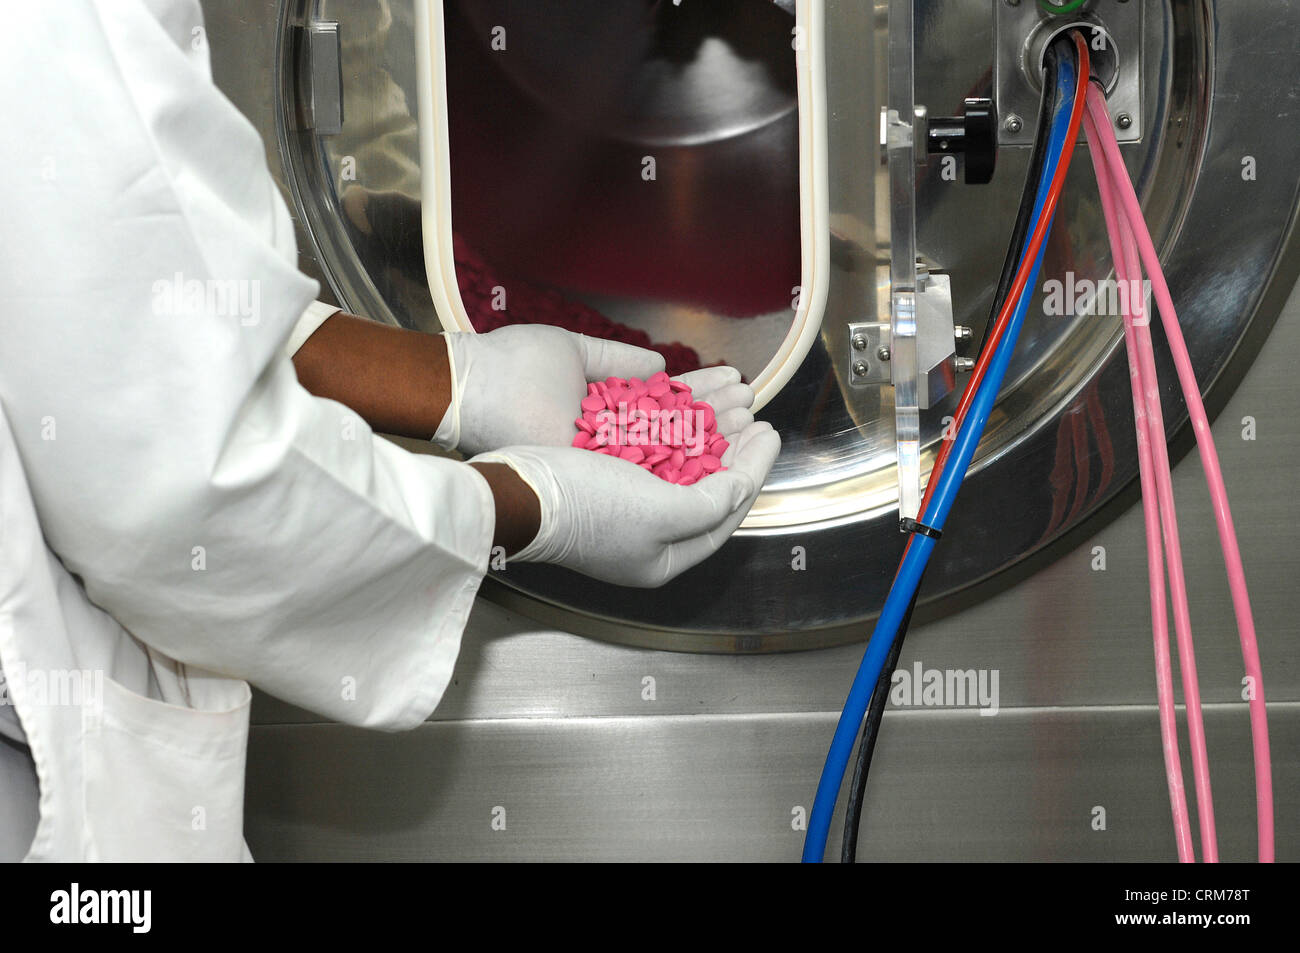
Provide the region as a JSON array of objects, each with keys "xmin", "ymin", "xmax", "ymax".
[
  {"xmin": 300, "ymin": 20, "xmax": 343, "ymax": 136},
  {"xmin": 848, "ymin": 269, "xmax": 958, "ymax": 411}
]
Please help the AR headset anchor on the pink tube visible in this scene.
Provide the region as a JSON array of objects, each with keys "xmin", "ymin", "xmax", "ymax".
[
  {"xmin": 1086, "ymin": 83, "xmax": 1275, "ymax": 863},
  {"xmin": 1118, "ymin": 197, "xmax": 1218, "ymax": 862},
  {"xmin": 1085, "ymin": 109, "xmax": 1195, "ymax": 861}
]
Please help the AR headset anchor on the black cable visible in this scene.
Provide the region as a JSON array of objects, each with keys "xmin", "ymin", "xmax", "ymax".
[
  {"xmin": 973, "ymin": 42, "xmax": 1062, "ymax": 358},
  {"xmin": 839, "ymin": 584, "xmax": 919, "ymax": 862},
  {"xmin": 839, "ymin": 41, "xmax": 1067, "ymax": 864}
]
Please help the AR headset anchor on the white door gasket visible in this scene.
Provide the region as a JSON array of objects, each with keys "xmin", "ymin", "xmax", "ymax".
[{"xmin": 413, "ymin": 0, "xmax": 829, "ymax": 411}]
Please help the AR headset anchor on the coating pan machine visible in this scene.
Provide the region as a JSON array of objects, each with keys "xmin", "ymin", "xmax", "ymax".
[{"xmin": 203, "ymin": 0, "xmax": 1300, "ymax": 860}]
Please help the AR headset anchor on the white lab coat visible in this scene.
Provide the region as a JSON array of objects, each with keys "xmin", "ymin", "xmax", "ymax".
[{"xmin": 0, "ymin": 0, "xmax": 495, "ymax": 860}]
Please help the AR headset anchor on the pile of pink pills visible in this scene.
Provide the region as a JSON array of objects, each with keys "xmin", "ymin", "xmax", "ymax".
[{"xmin": 572, "ymin": 372, "xmax": 729, "ymax": 485}]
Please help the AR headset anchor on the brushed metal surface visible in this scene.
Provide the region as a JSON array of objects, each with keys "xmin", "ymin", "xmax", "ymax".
[
  {"xmin": 995, "ymin": 0, "xmax": 1145, "ymax": 147},
  {"xmin": 246, "ymin": 705, "xmax": 1298, "ymax": 862}
]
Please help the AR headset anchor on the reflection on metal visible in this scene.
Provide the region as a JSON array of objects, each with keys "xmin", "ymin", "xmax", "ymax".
[
  {"xmin": 246, "ymin": 678, "xmax": 1300, "ymax": 862},
  {"xmin": 996, "ymin": 0, "xmax": 1143, "ymax": 146},
  {"xmin": 913, "ymin": 272, "xmax": 958, "ymax": 411},
  {"xmin": 884, "ymin": 1, "xmax": 980, "ymax": 509},
  {"xmin": 414, "ymin": 0, "xmax": 829, "ymax": 405},
  {"xmin": 245, "ymin": 0, "xmax": 1300, "ymax": 648},
  {"xmin": 886, "ymin": 0, "xmax": 922, "ymax": 521}
]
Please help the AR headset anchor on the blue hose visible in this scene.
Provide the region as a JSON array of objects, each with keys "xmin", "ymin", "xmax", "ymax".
[{"xmin": 801, "ymin": 54, "xmax": 1078, "ymax": 862}]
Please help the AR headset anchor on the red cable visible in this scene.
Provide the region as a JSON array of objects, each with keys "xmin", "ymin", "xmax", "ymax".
[{"xmin": 916, "ymin": 31, "xmax": 1090, "ymax": 521}]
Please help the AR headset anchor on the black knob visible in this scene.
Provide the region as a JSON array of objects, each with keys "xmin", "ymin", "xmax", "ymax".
[{"xmin": 926, "ymin": 97, "xmax": 997, "ymax": 185}]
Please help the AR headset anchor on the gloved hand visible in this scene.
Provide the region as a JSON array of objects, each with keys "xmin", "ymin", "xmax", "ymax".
[
  {"xmin": 471, "ymin": 421, "xmax": 781, "ymax": 588},
  {"xmin": 440, "ymin": 325, "xmax": 694, "ymax": 456}
]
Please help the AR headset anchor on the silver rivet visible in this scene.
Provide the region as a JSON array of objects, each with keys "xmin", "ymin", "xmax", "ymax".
[
  {"xmin": 853, "ymin": 361, "xmax": 869, "ymax": 377},
  {"xmin": 876, "ymin": 346, "xmax": 892, "ymax": 363},
  {"xmin": 1116, "ymin": 113, "xmax": 1133, "ymax": 129},
  {"xmin": 955, "ymin": 356, "xmax": 976, "ymax": 373},
  {"xmin": 851, "ymin": 334, "xmax": 868, "ymax": 351},
  {"xmin": 954, "ymin": 325, "xmax": 972, "ymax": 341},
  {"xmin": 1004, "ymin": 115, "xmax": 1023, "ymax": 134}
]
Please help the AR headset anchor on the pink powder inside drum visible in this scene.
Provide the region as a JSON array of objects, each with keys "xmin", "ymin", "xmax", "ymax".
[{"xmin": 572, "ymin": 372, "xmax": 729, "ymax": 485}]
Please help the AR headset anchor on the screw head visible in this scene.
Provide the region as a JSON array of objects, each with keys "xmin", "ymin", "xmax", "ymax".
[
  {"xmin": 955, "ymin": 356, "xmax": 976, "ymax": 373},
  {"xmin": 1116, "ymin": 113, "xmax": 1133, "ymax": 129},
  {"xmin": 876, "ymin": 346, "xmax": 892, "ymax": 363},
  {"xmin": 851, "ymin": 333, "xmax": 868, "ymax": 351},
  {"xmin": 954, "ymin": 325, "xmax": 972, "ymax": 341},
  {"xmin": 1004, "ymin": 114, "xmax": 1023, "ymax": 134},
  {"xmin": 852, "ymin": 361, "xmax": 869, "ymax": 377}
]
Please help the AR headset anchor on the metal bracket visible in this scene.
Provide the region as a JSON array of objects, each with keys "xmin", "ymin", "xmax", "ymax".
[
  {"xmin": 994, "ymin": 0, "xmax": 1143, "ymax": 145},
  {"xmin": 848, "ymin": 321, "xmax": 892, "ymax": 387},
  {"xmin": 301, "ymin": 20, "xmax": 343, "ymax": 136},
  {"xmin": 913, "ymin": 272, "xmax": 958, "ymax": 410},
  {"xmin": 849, "ymin": 271, "xmax": 957, "ymax": 411}
]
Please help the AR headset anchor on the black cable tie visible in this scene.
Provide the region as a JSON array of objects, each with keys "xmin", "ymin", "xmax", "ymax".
[{"xmin": 899, "ymin": 516, "xmax": 942, "ymax": 541}]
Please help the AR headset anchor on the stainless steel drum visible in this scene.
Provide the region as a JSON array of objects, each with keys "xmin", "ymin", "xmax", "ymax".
[{"xmin": 221, "ymin": 0, "xmax": 1299, "ymax": 651}]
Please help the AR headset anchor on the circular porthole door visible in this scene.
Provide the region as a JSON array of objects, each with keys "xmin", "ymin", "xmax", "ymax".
[{"xmin": 270, "ymin": 0, "xmax": 1300, "ymax": 650}]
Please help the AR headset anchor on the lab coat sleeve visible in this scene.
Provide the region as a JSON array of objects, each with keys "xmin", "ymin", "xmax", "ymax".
[
  {"xmin": 285, "ymin": 301, "xmax": 342, "ymax": 359},
  {"xmin": 0, "ymin": 0, "xmax": 495, "ymax": 730}
]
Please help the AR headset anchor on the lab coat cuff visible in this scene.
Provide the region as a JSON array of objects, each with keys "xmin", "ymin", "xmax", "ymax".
[
  {"xmin": 432, "ymin": 333, "xmax": 461, "ymax": 450},
  {"xmin": 283, "ymin": 300, "xmax": 340, "ymax": 359},
  {"xmin": 467, "ymin": 448, "xmax": 559, "ymax": 566}
]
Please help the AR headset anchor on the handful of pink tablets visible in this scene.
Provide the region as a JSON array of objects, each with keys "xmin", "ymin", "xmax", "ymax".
[{"xmin": 572, "ymin": 371, "xmax": 729, "ymax": 486}]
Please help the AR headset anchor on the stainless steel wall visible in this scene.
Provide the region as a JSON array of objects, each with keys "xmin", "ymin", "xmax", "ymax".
[{"xmin": 245, "ymin": 277, "xmax": 1298, "ymax": 860}]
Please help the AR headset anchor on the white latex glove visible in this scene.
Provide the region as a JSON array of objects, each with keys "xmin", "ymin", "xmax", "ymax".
[
  {"xmin": 436, "ymin": 325, "xmax": 662, "ymax": 455},
  {"xmin": 472, "ymin": 421, "xmax": 781, "ymax": 588}
]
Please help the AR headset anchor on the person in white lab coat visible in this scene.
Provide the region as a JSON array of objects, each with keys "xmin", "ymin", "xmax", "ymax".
[{"xmin": 0, "ymin": 0, "xmax": 779, "ymax": 861}]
